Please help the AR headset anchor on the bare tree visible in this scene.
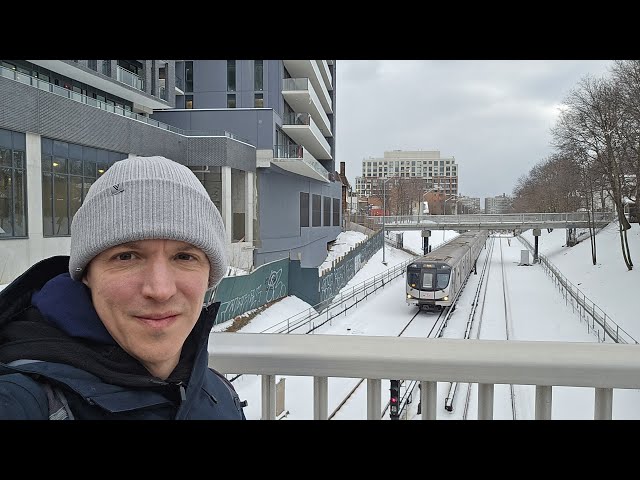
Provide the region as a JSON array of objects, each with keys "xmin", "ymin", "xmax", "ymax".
[
  {"xmin": 552, "ymin": 75, "xmax": 633, "ymax": 270},
  {"xmin": 611, "ymin": 60, "xmax": 640, "ymax": 225}
]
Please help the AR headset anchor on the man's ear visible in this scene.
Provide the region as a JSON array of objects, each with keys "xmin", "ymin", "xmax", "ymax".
[{"xmin": 81, "ymin": 268, "xmax": 90, "ymax": 287}]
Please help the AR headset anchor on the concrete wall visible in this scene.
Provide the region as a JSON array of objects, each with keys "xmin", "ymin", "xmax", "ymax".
[{"xmin": 255, "ymin": 165, "xmax": 342, "ymax": 268}]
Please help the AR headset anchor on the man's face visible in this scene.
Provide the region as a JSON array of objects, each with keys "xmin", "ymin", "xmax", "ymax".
[{"xmin": 83, "ymin": 239, "xmax": 210, "ymax": 379}]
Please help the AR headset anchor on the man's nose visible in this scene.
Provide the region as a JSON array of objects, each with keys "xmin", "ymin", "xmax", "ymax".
[{"xmin": 140, "ymin": 258, "xmax": 177, "ymax": 301}]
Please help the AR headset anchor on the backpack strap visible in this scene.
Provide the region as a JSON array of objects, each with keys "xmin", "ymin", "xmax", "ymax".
[
  {"xmin": 40, "ymin": 382, "xmax": 75, "ymax": 420},
  {"xmin": 7, "ymin": 359, "xmax": 75, "ymax": 420}
]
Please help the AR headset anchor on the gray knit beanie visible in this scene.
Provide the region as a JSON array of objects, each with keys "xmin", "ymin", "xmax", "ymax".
[{"xmin": 69, "ymin": 155, "xmax": 228, "ymax": 288}]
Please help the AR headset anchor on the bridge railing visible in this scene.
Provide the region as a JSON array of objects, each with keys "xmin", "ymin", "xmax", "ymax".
[
  {"xmin": 209, "ymin": 332, "xmax": 640, "ymax": 420},
  {"xmin": 367, "ymin": 212, "xmax": 617, "ymax": 227}
]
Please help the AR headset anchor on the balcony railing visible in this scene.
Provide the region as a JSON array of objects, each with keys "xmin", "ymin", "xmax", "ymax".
[
  {"xmin": 273, "ymin": 144, "xmax": 303, "ymax": 159},
  {"xmin": 272, "ymin": 144, "xmax": 329, "ymax": 181},
  {"xmin": 0, "ymin": 65, "xmax": 251, "ymax": 143},
  {"xmin": 283, "ymin": 112, "xmax": 311, "ymax": 126},
  {"xmin": 116, "ymin": 65, "xmax": 144, "ymax": 91},
  {"xmin": 282, "ymin": 77, "xmax": 310, "ymax": 91}
]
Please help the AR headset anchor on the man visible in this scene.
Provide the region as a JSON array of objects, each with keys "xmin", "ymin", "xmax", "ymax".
[{"xmin": 0, "ymin": 155, "xmax": 246, "ymax": 419}]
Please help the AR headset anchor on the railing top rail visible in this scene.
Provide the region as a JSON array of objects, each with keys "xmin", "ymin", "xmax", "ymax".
[{"xmin": 209, "ymin": 333, "xmax": 640, "ymax": 389}]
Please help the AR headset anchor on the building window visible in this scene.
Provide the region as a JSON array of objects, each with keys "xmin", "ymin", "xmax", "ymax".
[
  {"xmin": 254, "ymin": 60, "xmax": 263, "ymax": 91},
  {"xmin": 41, "ymin": 139, "xmax": 125, "ymax": 237},
  {"xmin": 0, "ymin": 131, "xmax": 27, "ymax": 238},
  {"xmin": 333, "ymin": 198, "xmax": 340, "ymax": 226},
  {"xmin": 227, "ymin": 60, "xmax": 236, "ymax": 92},
  {"xmin": 185, "ymin": 61, "xmax": 193, "ymax": 92},
  {"xmin": 188, "ymin": 166, "xmax": 222, "ymax": 213},
  {"xmin": 185, "ymin": 95, "xmax": 193, "ymax": 109},
  {"xmin": 227, "ymin": 94, "xmax": 236, "ymax": 108},
  {"xmin": 300, "ymin": 192, "xmax": 309, "ymax": 227},
  {"xmin": 312, "ymin": 194, "xmax": 321, "ymax": 227},
  {"xmin": 323, "ymin": 196, "xmax": 331, "ymax": 226},
  {"xmin": 254, "ymin": 93, "xmax": 263, "ymax": 108}
]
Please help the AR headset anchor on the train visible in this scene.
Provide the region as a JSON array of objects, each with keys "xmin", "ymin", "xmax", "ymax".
[{"xmin": 406, "ymin": 230, "xmax": 489, "ymax": 310}]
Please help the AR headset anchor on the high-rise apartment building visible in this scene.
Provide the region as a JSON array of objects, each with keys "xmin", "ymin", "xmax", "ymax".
[
  {"xmin": 0, "ymin": 60, "xmax": 339, "ymax": 285},
  {"xmin": 355, "ymin": 150, "xmax": 458, "ymax": 198}
]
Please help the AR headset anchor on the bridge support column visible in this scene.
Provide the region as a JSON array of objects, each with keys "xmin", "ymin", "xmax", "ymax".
[
  {"xmin": 421, "ymin": 229, "xmax": 431, "ymax": 255},
  {"xmin": 533, "ymin": 228, "xmax": 541, "ymax": 263}
]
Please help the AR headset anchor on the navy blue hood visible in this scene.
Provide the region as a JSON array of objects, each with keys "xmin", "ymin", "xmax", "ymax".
[{"xmin": 31, "ymin": 273, "xmax": 116, "ymax": 345}]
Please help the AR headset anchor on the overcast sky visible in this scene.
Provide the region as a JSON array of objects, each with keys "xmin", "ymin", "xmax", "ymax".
[{"xmin": 335, "ymin": 60, "xmax": 615, "ymax": 201}]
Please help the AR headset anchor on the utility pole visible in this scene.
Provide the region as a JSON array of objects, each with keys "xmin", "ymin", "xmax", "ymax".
[{"xmin": 382, "ymin": 178, "xmax": 388, "ymax": 265}]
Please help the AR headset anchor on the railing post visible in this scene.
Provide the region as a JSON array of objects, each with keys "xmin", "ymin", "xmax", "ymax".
[
  {"xmin": 367, "ymin": 379, "xmax": 382, "ymax": 420},
  {"xmin": 535, "ymin": 385, "xmax": 552, "ymax": 420},
  {"xmin": 594, "ymin": 388, "xmax": 613, "ymax": 420},
  {"xmin": 314, "ymin": 376, "xmax": 329, "ymax": 420},
  {"xmin": 477, "ymin": 383, "xmax": 494, "ymax": 420},
  {"xmin": 261, "ymin": 374, "xmax": 276, "ymax": 420}
]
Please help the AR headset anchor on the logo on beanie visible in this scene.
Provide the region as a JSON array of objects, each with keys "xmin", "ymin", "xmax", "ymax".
[{"xmin": 110, "ymin": 184, "xmax": 125, "ymax": 196}]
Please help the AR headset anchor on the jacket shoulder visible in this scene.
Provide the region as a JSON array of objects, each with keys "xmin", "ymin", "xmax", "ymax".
[
  {"xmin": 202, "ymin": 368, "xmax": 247, "ymax": 419},
  {"xmin": 0, "ymin": 372, "xmax": 49, "ymax": 419}
]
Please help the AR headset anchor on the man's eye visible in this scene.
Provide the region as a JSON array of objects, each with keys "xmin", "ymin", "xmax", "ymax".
[
  {"xmin": 176, "ymin": 253, "xmax": 195, "ymax": 261},
  {"xmin": 116, "ymin": 252, "xmax": 133, "ymax": 261}
]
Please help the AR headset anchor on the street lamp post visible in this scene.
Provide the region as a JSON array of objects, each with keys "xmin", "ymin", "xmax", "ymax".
[
  {"xmin": 382, "ymin": 178, "xmax": 388, "ymax": 265},
  {"xmin": 442, "ymin": 193, "xmax": 459, "ymax": 241}
]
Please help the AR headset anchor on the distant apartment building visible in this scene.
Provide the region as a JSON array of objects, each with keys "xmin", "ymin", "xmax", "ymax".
[
  {"xmin": 0, "ymin": 59, "xmax": 339, "ymax": 285},
  {"xmin": 355, "ymin": 150, "xmax": 458, "ymax": 199},
  {"xmin": 485, "ymin": 193, "xmax": 513, "ymax": 214},
  {"xmin": 457, "ymin": 195, "xmax": 481, "ymax": 214}
]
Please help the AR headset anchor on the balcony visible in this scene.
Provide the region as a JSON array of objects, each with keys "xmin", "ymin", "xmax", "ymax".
[
  {"xmin": 316, "ymin": 60, "xmax": 333, "ymax": 91},
  {"xmin": 283, "ymin": 60, "xmax": 332, "ymax": 114},
  {"xmin": 281, "ymin": 112, "xmax": 332, "ymax": 160},
  {"xmin": 282, "ymin": 78, "xmax": 332, "ymax": 136},
  {"xmin": 116, "ymin": 65, "xmax": 144, "ymax": 91},
  {"xmin": 26, "ymin": 60, "xmax": 168, "ymax": 112},
  {"xmin": 0, "ymin": 65, "xmax": 250, "ymax": 143},
  {"xmin": 272, "ymin": 144, "xmax": 329, "ymax": 183}
]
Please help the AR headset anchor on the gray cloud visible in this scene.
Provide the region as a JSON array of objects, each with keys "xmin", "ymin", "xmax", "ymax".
[{"xmin": 336, "ymin": 60, "xmax": 614, "ymax": 200}]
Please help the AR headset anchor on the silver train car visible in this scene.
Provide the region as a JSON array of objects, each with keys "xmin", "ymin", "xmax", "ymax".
[{"xmin": 406, "ymin": 230, "xmax": 489, "ymax": 309}]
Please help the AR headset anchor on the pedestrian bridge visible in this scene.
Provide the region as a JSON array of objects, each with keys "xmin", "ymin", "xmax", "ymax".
[
  {"xmin": 368, "ymin": 212, "xmax": 616, "ymax": 232},
  {"xmin": 209, "ymin": 332, "xmax": 640, "ymax": 420}
]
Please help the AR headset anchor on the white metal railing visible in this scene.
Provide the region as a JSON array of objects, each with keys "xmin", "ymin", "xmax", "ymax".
[
  {"xmin": 517, "ymin": 234, "xmax": 637, "ymax": 344},
  {"xmin": 208, "ymin": 332, "xmax": 640, "ymax": 420}
]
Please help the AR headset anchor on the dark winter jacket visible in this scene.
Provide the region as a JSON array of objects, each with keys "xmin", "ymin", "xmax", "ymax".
[{"xmin": 0, "ymin": 256, "xmax": 246, "ymax": 420}]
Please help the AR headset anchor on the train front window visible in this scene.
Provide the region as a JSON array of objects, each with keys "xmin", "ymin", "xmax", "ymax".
[
  {"xmin": 407, "ymin": 270, "xmax": 420, "ymax": 288},
  {"xmin": 436, "ymin": 272, "xmax": 450, "ymax": 289},
  {"xmin": 421, "ymin": 271, "xmax": 434, "ymax": 289}
]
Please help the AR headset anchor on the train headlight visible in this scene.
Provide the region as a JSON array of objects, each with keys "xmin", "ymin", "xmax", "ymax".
[
  {"xmin": 443, "ymin": 296, "xmax": 449, "ymax": 301},
  {"xmin": 407, "ymin": 294, "xmax": 413, "ymax": 299}
]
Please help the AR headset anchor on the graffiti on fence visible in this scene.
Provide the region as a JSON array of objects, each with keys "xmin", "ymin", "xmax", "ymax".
[
  {"xmin": 319, "ymin": 260, "xmax": 355, "ymax": 303},
  {"xmin": 216, "ymin": 267, "xmax": 288, "ymax": 323},
  {"xmin": 318, "ymin": 231, "xmax": 383, "ymax": 304}
]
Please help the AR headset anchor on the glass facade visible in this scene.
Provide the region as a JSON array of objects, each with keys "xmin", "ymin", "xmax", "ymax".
[
  {"xmin": 41, "ymin": 138, "xmax": 126, "ymax": 237},
  {"xmin": 0, "ymin": 129, "xmax": 27, "ymax": 238}
]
